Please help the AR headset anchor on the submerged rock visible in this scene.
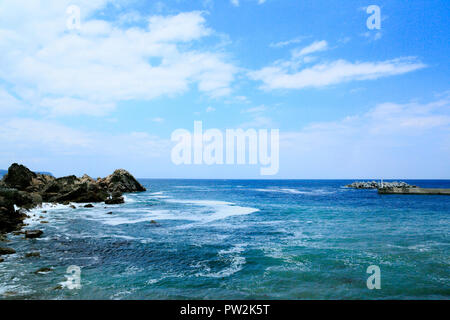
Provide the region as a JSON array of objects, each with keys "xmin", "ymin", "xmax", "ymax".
[
  {"xmin": 25, "ymin": 251, "xmax": 40, "ymax": 258},
  {"xmin": 25, "ymin": 230, "xmax": 43, "ymax": 239},
  {"xmin": 84, "ymin": 204, "xmax": 94, "ymax": 208},
  {"xmin": 0, "ymin": 247, "xmax": 16, "ymax": 255},
  {"xmin": 34, "ymin": 267, "xmax": 52, "ymax": 274},
  {"xmin": 105, "ymin": 196, "xmax": 124, "ymax": 205}
]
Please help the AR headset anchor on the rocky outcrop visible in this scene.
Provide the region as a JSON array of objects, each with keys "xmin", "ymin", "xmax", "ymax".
[
  {"xmin": 345, "ymin": 181, "xmax": 416, "ymax": 189},
  {"xmin": 0, "ymin": 163, "xmax": 146, "ymax": 235},
  {"xmin": 2, "ymin": 163, "xmax": 36, "ymax": 190},
  {"xmin": 98, "ymin": 169, "xmax": 146, "ymax": 193},
  {"xmin": 0, "ymin": 188, "xmax": 27, "ymax": 233},
  {"xmin": 41, "ymin": 175, "xmax": 109, "ymax": 203}
]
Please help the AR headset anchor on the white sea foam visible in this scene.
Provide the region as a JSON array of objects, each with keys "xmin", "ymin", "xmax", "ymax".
[
  {"xmin": 122, "ymin": 195, "xmax": 137, "ymax": 203},
  {"xmin": 252, "ymin": 187, "xmax": 335, "ymax": 195},
  {"xmin": 194, "ymin": 244, "xmax": 247, "ymax": 278},
  {"xmin": 164, "ymin": 198, "xmax": 259, "ymax": 223}
]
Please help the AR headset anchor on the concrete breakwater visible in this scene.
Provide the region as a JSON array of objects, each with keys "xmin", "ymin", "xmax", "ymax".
[
  {"xmin": 345, "ymin": 181, "xmax": 416, "ymax": 189},
  {"xmin": 378, "ymin": 187, "xmax": 450, "ymax": 195}
]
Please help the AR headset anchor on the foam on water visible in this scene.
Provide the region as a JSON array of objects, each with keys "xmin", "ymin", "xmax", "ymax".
[
  {"xmin": 164, "ymin": 198, "xmax": 259, "ymax": 223},
  {"xmin": 194, "ymin": 244, "xmax": 247, "ymax": 278},
  {"xmin": 252, "ymin": 187, "xmax": 335, "ymax": 195}
]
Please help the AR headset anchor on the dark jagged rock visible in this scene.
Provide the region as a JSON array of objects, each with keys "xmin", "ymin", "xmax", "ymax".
[
  {"xmin": 2, "ymin": 163, "xmax": 36, "ymax": 190},
  {"xmin": 0, "ymin": 189, "xmax": 27, "ymax": 233},
  {"xmin": 42, "ymin": 174, "xmax": 108, "ymax": 203},
  {"xmin": 0, "ymin": 247, "xmax": 16, "ymax": 255},
  {"xmin": 105, "ymin": 196, "xmax": 124, "ymax": 205},
  {"xmin": 84, "ymin": 204, "xmax": 94, "ymax": 208},
  {"xmin": 1, "ymin": 163, "xmax": 146, "ymax": 235},
  {"xmin": 98, "ymin": 169, "xmax": 146, "ymax": 193},
  {"xmin": 25, "ymin": 230, "xmax": 43, "ymax": 239}
]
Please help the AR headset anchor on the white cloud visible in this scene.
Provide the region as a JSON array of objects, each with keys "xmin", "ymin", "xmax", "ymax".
[
  {"xmin": 0, "ymin": 117, "xmax": 170, "ymax": 161},
  {"xmin": 293, "ymin": 40, "xmax": 328, "ymax": 57},
  {"xmin": 362, "ymin": 31, "xmax": 383, "ymax": 41},
  {"xmin": 151, "ymin": 117, "xmax": 164, "ymax": 123},
  {"xmin": 270, "ymin": 36, "xmax": 307, "ymax": 48},
  {"xmin": 240, "ymin": 116, "xmax": 273, "ymax": 128},
  {"xmin": 40, "ymin": 97, "xmax": 115, "ymax": 116},
  {"xmin": 239, "ymin": 105, "xmax": 273, "ymax": 128},
  {"xmin": 280, "ymin": 98, "xmax": 450, "ymax": 178},
  {"xmin": 241, "ymin": 105, "xmax": 267, "ymax": 113},
  {"xmin": 0, "ymin": 118, "xmax": 93, "ymax": 152},
  {"xmin": 206, "ymin": 106, "xmax": 215, "ymax": 112},
  {"xmin": 231, "ymin": 0, "xmax": 267, "ymax": 8},
  {"xmin": 0, "ymin": 2, "xmax": 237, "ymax": 116},
  {"xmin": 0, "ymin": 88, "xmax": 25, "ymax": 114},
  {"xmin": 249, "ymin": 56, "xmax": 426, "ymax": 90}
]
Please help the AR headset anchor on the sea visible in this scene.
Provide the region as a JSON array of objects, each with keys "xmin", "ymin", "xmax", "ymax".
[{"xmin": 1, "ymin": 179, "xmax": 449, "ymax": 299}]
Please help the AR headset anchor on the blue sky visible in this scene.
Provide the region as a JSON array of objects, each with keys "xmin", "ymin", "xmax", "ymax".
[{"xmin": 0, "ymin": 0, "xmax": 449, "ymax": 179}]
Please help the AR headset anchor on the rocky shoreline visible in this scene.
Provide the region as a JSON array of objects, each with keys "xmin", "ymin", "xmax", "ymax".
[
  {"xmin": 0, "ymin": 163, "xmax": 146, "ymax": 257},
  {"xmin": 345, "ymin": 181, "xmax": 416, "ymax": 189}
]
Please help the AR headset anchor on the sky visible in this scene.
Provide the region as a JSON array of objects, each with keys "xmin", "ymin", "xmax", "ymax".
[{"xmin": 0, "ymin": 0, "xmax": 449, "ymax": 179}]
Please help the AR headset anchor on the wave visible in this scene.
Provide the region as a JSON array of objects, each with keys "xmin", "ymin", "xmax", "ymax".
[
  {"xmin": 252, "ymin": 187, "xmax": 335, "ymax": 195},
  {"xmin": 164, "ymin": 198, "xmax": 259, "ymax": 223},
  {"xmin": 194, "ymin": 244, "xmax": 247, "ymax": 278}
]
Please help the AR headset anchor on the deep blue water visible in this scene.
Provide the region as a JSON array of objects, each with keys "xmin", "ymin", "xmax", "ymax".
[{"xmin": 1, "ymin": 180, "xmax": 449, "ymax": 299}]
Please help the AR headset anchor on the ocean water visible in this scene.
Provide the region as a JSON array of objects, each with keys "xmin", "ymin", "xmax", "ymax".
[{"xmin": 1, "ymin": 179, "xmax": 449, "ymax": 300}]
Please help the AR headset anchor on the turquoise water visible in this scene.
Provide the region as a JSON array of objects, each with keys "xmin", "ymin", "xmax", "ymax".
[{"xmin": 1, "ymin": 180, "xmax": 449, "ymax": 299}]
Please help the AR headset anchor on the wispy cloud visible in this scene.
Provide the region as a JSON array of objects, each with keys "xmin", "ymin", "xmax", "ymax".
[
  {"xmin": 270, "ymin": 36, "xmax": 308, "ymax": 48},
  {"xmin": 281, "ymin": 98, "xmax": 450, "ymax": 178},
  {"xmin": 151, "ymin": 117, "xmax": 164, "ymax": 123},
  {"xmin": 292, "ymin": 40, "xmax": 328, "ymax": 57},
  {"xmin": 249, "ymin": 55, "xmax": 426, "ymax": 90}
]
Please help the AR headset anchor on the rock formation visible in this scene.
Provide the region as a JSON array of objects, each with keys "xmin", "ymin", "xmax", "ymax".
[{"xmin": 0, "ymin": 163, "xmax": 146, "ymax": 235}]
